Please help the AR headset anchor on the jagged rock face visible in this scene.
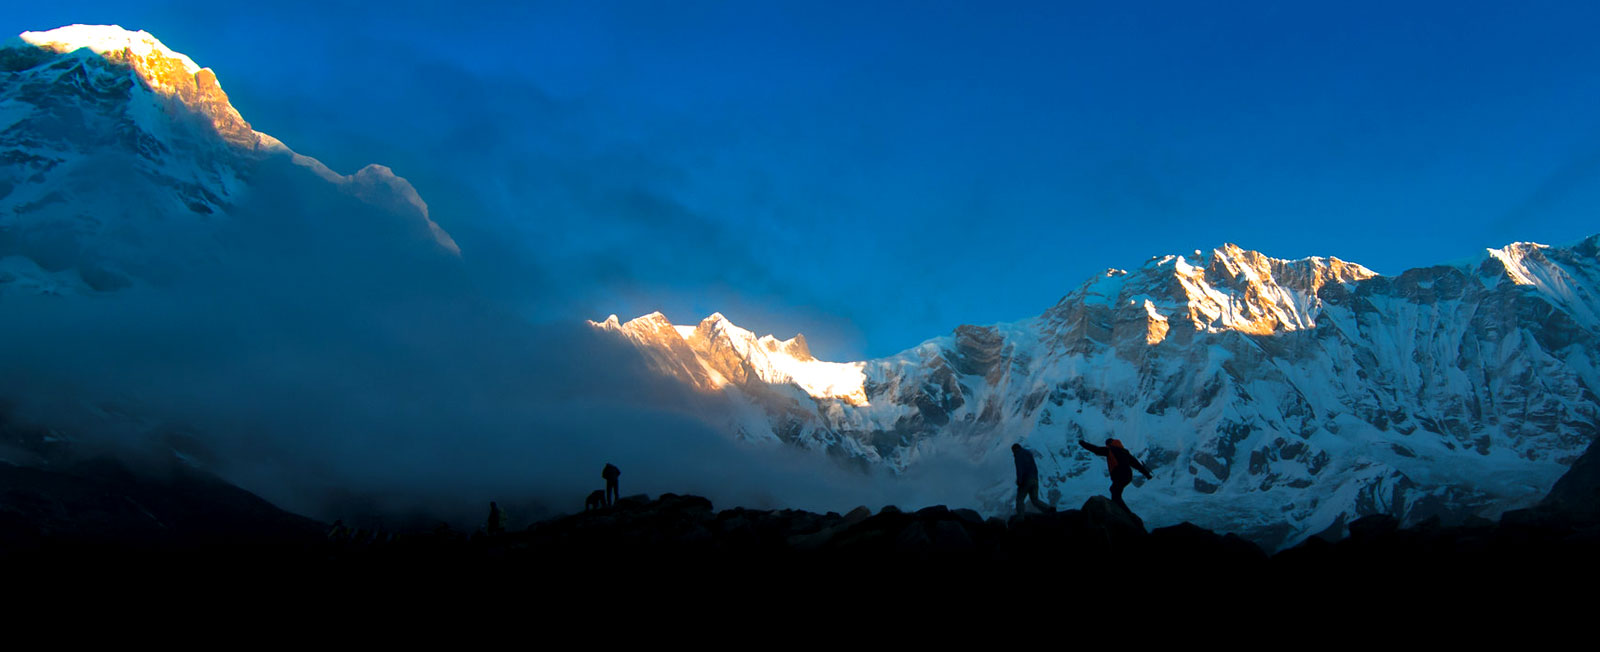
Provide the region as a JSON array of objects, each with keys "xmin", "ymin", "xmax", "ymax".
[
  {"xmin": 596, "ymin": 238, "xmax": 1600, "ymax": 549},
  {"xmin": 592, "ymin": 312, "xmax": 880, "ymax": 468},
  {"xmin": 595, "ymin": 313, "xmax": 726, "ymax": 392},
  {"xmin": 0, "ymin": 25, "xmax": 458, "ymax": 295}
]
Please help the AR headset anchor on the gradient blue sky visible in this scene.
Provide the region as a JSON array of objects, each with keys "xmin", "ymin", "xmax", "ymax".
[{"xmin": 9, "ymin": 1, "xmax": 1600, "ymax": 359}]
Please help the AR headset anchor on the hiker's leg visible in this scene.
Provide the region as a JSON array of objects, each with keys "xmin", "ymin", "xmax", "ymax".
[
  {"xmin": 1029, "ymin": 485, "xmax": 1050, "ymax": 512},
  {"xmin": 1015, "ymin": 484, "xmax": 1026, "ymax": 515}
]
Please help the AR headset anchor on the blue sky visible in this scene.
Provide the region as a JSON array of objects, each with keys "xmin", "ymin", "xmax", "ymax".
[{"xmin": 9, "ymin": 1, "xmax": 1600, "ymax": 359}]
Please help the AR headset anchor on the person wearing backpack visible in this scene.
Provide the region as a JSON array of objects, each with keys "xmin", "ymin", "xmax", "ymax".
[{"xmin": 1079, "ymin": 438, "xmax": 1154, "ymax": 514}]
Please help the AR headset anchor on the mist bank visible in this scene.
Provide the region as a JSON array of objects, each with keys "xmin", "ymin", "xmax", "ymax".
[
  {"xmin": 0, "ymin": 40, "xmax": 1005, "ymax": 530},
  {"xmin": 0, "ymin": 209, "xmax": 999, "ymax": 529}
]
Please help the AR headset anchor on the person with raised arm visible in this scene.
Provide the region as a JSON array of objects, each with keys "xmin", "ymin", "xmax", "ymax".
[{"xmin": 1079, "ymin": 438, "xmax": 1154, "ymax": 515}]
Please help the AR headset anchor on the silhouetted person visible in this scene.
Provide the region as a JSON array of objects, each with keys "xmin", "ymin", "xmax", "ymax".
[
  {"xmin": 1011, "ymin": 443, "xmax": 1052, "ymax": 515},
  {"xmin": 585, "ymin": 489, "xmax": 606, "ymax": 511},
  {"xmin": 487, "ymin": 501, "xmax": 507, "ymax": 535},
  {"xmin": 602, "ymin": 463, "xmax": 621, "ymax": 506},
  {"xmin": 1079, "ymin": 438, "xmax": 1153, "ymax": 514}
]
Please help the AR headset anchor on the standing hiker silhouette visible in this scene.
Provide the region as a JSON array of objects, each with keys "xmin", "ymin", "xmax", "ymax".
[
  {"xmin": 602, "ymin": 463, "xmax": 621, "ymax": 506},
  {"xmin": 1011, "ymin": 443, "xmax": 1053, "ymax": 515},
  {"xmin": 487, "ymin": 501, "xmax": 507, "ymax": 535}
]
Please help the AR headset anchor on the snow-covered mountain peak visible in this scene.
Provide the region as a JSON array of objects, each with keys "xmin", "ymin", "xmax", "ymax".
[
  {"xmin": 759, "ymin": 332, "xmax": 814, "ymax": 361},
  {"xmin": 596, "ymin": 236, "xmax": 1600, "ymax": 549},
  {"xmin": 1051, "ymin": 243, "xmax": 1379, "ymax": 341},
  {"xmin": 15, "ymin": 24, "xmax": 259, "ymax": 148},
  {"xmin": 19, "ymin": 25, "xmax": 201, "ymax": 76},
  {"xmin": 590, "ymin": 312, "xmax": 869, "ymax": 406},
  {"xmin": 1466, "ymin": 238, "xmax": 1600, "ymax": 324},
  {"xmin": 1483, "ymin": 241, "xmax": 1553, "ymax": 284},
  {"xmin": 590, "ymin": 311, "xmax": 671, "ymax": 335},
  {"xmin": 693, "ymin": 311, "xmax": 756, "ymax": 341},
  {"xmin": 0, "ymin": 25, "xmax": 461, "ymax": 296},
  {"xmin": 692, "ymin": 311, "xmax": 748, "ymax": 341}
]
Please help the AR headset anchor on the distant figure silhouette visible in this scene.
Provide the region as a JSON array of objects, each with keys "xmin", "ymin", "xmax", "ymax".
[
  {"xmin": 487, "ymin": 501, "xmax": 507, "ymax": 535},
  {"xmin": 602, "ymin": 463, "xmax": 621, "ymax": 506},
  {"xmin": 1011, "ymin": 443, "xmax": 1053, "ymax": 515},
  {"xmin": 1079, "ymin": 438, "xmax": 1153, "ymax": 514},
  {"xmin": 585, "ymin": 489, "xmax": 606, "ymax": 511}
]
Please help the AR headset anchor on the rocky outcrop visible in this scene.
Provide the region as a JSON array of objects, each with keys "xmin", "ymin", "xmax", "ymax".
[
  {"xmin": 1535, "ymin": 434, "xmax": 1600, "ymax": 522},
  {"xmin": 6, "ymin": 475, "xmax": 1596, "ymax": 581},
  {"xmin": 427, "ymin": 493, "xmax": 1250, "ymax": 570},
  {"xmin": 311, "ymin": 485, "xmax": 1595, "ymax": 576}
]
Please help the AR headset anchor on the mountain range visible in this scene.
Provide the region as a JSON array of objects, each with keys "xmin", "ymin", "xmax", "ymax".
[
  {"xmin": 595, "ymin": 237, "xmax": 1600, "ymax": 548},
  {"xmin": 4, "ymin": 25, "xmax": 1596, "ymax": 551}
]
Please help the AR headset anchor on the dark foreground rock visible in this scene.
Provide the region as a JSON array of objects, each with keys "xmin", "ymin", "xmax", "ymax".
[
  {"xmin": 231, "ymin": 492, "xmax": 1594, "ymax": 594},
  {"xmin": 508, "ymin": 494, "xmax": 1169, "ymax": 564},
  {"xmin": 1265, "ymin": 433, "xmax": 1600, "ymax": 576},
  {"xmin": 5, "ymin": 455, "xmax": 1600, "ymax": 590},
  {"xmin": 1536, "ymin": 429, "xmax": 1600, "ymax": 522}
]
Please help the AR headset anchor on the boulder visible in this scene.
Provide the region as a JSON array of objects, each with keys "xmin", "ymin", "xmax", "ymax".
[
  {"xmin": 1080, "ymin": 496, "xmax": 1148, "ymax": 542},
  {"xmin": 1346, "ymin": 514, "xmax": 1399, "ymax": 540},
  {"xmin": 928, "ymin": 519, "xmax": 976, "ymax": 553},
  {"xmin": 1151, "ymin": 521, "xmax": 1222, "ymax": 547},
  {"xmin": 1146, "ymin": 521, "xmax": 1263, "ymax": 567},
  {"xmin": 952, "ymin": 509, "xmax": 984, "ymax": 527},
  {"xmin": 893, "ymin": 522, "xmax": 933, "ymax": 552},
  {"xmin": 657, "ymin": 494, "xmax": 713, "ymax": 513},
  {"xmin": 1219, "ymin": 534, "xmax": 1268, "ymax": 562},
  {"xmin": 842, "ymin": 506, "xmax": 872, "ymax": 526}
]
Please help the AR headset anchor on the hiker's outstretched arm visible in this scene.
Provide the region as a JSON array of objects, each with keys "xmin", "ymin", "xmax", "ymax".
[
  {"xmin": 1078, "ymin": 440, "xmax": 1107, "ymax": 455},
  {"xmin": 1132, "ymin": 458, "xmax": 1153, "ymax": 478}
]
